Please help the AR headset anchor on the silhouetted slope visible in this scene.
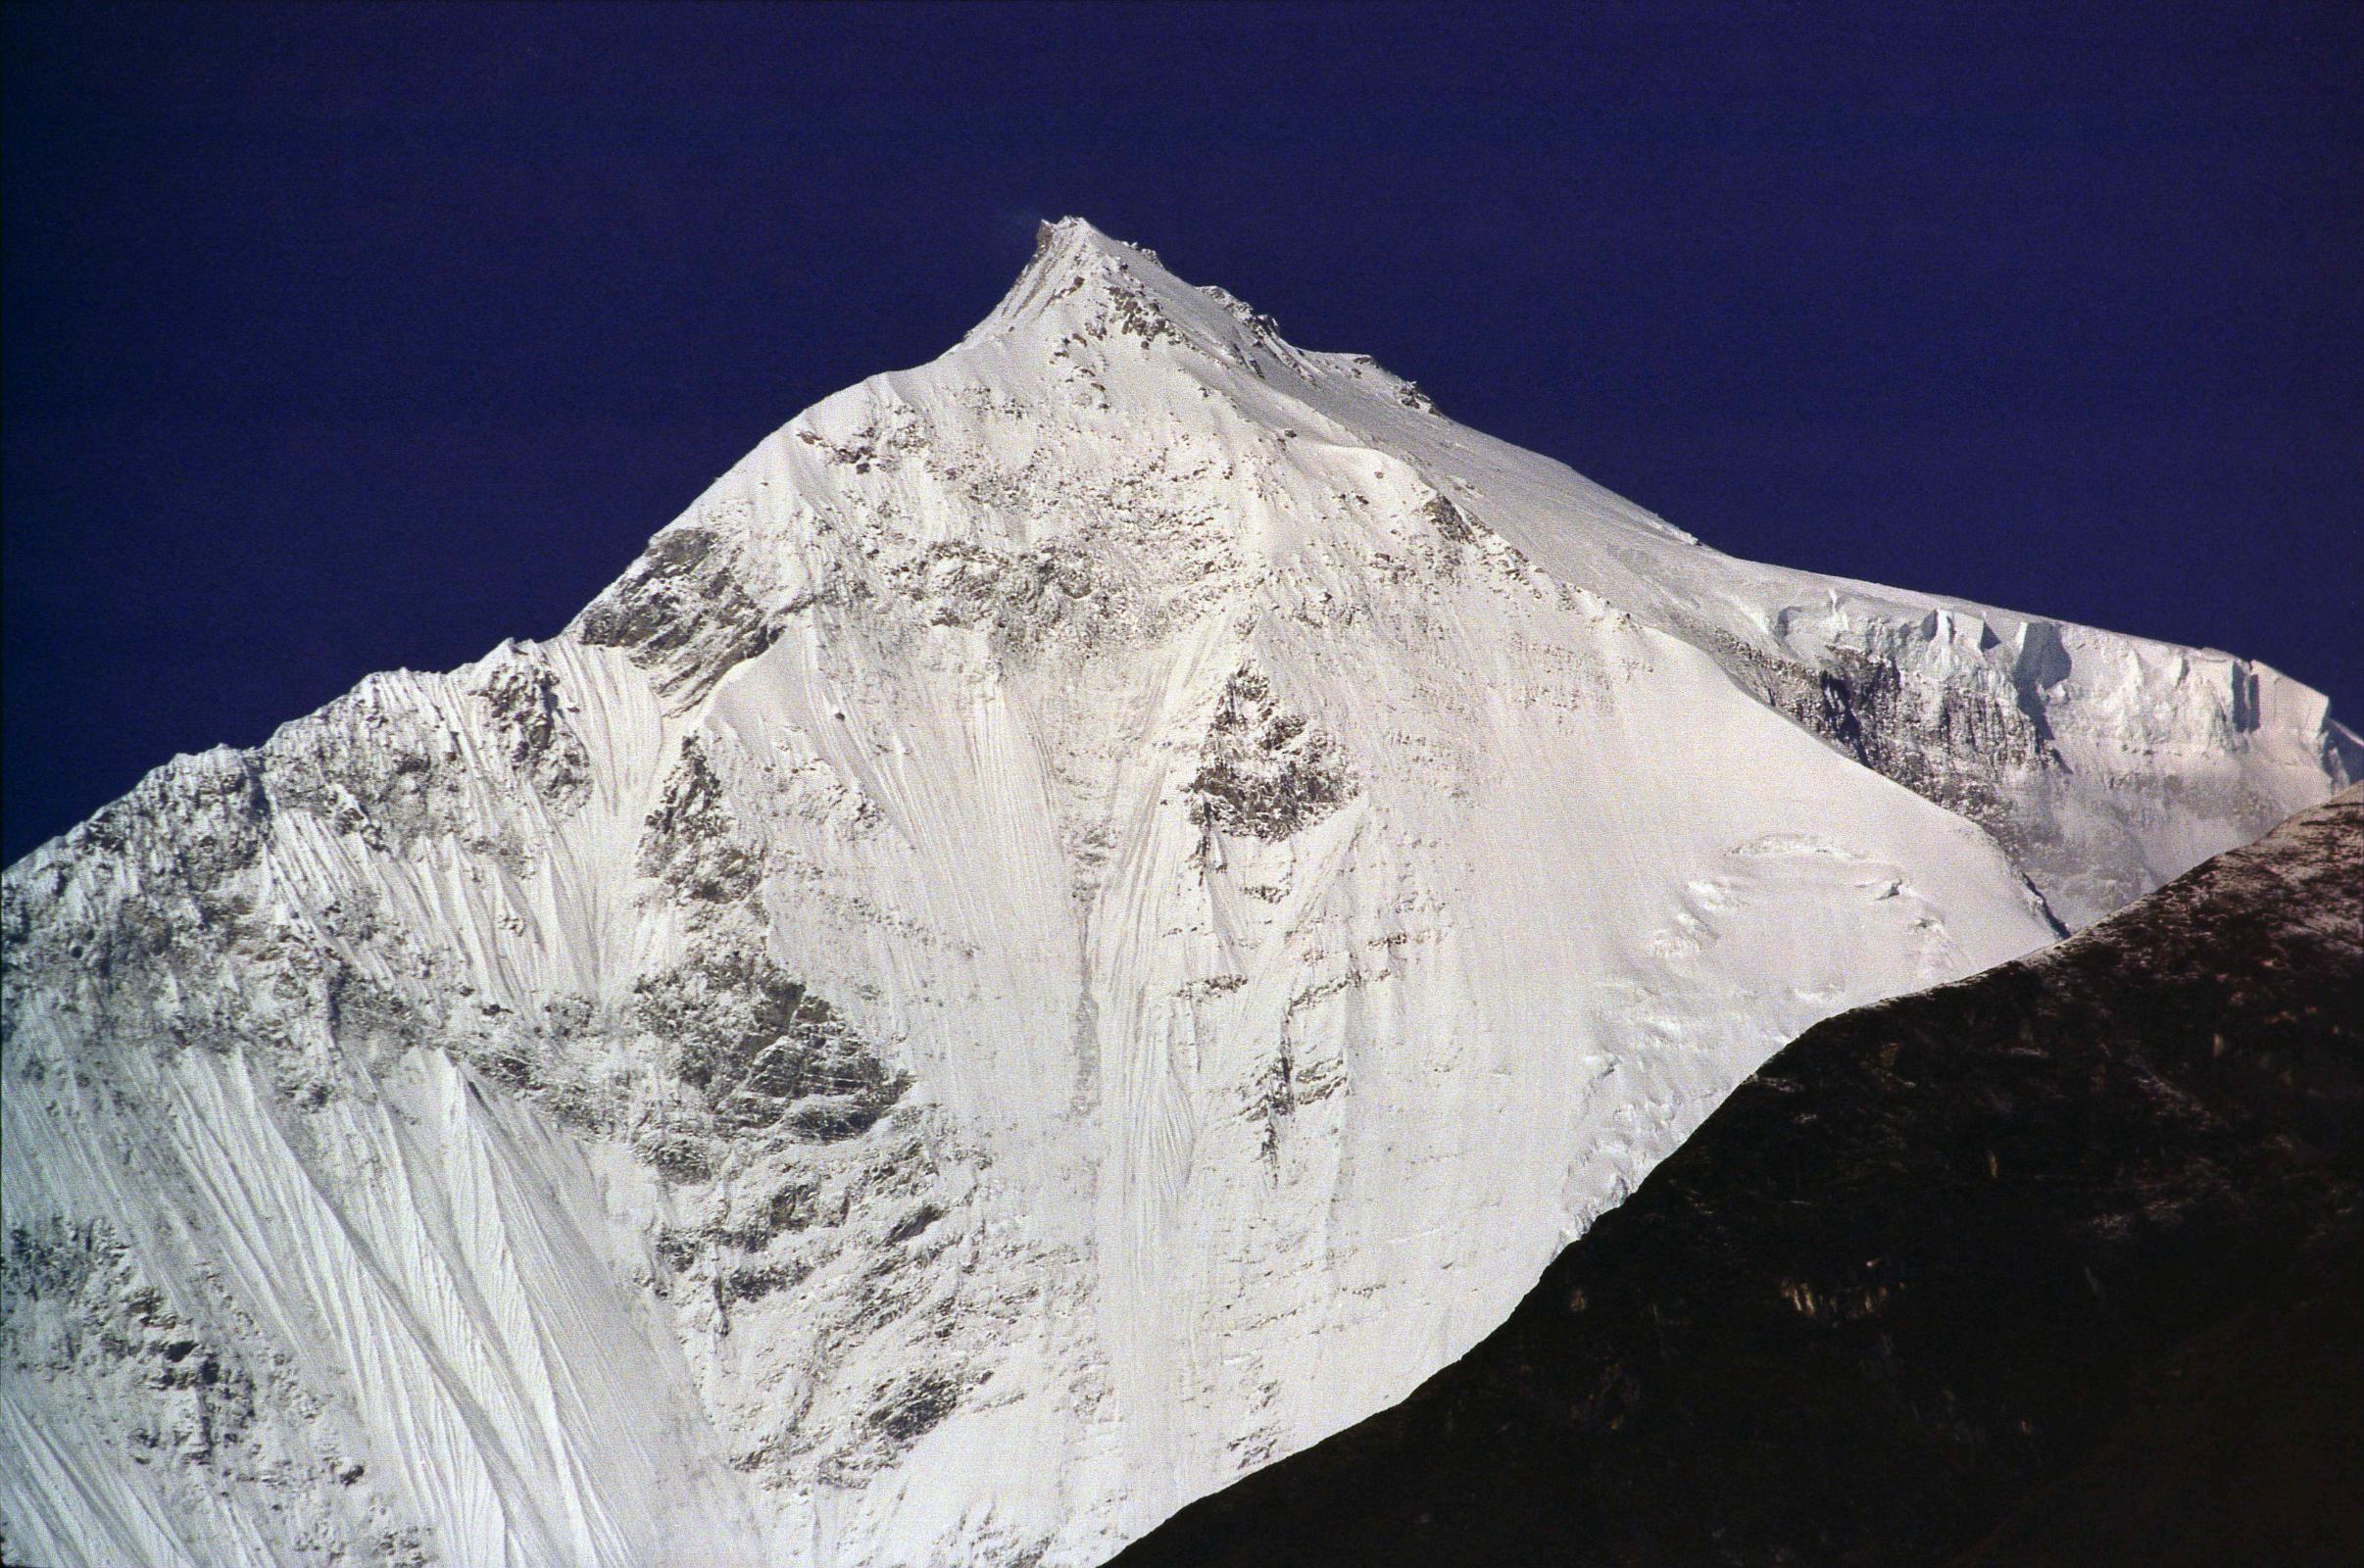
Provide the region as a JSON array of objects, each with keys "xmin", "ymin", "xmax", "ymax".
[{"xmin": 1115, "ymin": 789, "xmax": 2363, "ymax": 1568}]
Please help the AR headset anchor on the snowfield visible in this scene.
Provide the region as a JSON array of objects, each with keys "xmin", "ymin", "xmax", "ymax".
[{"xmin": 4, "ymin": 219, "xmax": 2352, "ymax": 1568}]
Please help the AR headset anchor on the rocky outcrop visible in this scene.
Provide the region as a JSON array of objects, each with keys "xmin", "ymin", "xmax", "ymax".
[
  {"xmin": 575, "ymin": 523, "xmax": 784, "ymax": 707},
  {"xmin": 1188, "ymin": 669, "xmax": 1354, "ymax": 843}
]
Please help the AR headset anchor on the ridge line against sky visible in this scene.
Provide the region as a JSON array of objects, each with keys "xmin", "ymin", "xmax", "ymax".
[{"xmin": 5, "ymin": 0, "xmax": 2359, "ymax": 861}]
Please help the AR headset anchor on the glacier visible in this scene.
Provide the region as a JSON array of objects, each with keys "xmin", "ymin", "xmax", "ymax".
[{"xmin": 3, "ymin": 218, "xmax": 2352, "ymax": 1568}]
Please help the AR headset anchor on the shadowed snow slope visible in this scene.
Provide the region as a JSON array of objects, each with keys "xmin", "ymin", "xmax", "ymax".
[{"xmin": 3, "ymin": 220, "xmax": 2352, "ymax": 1568}]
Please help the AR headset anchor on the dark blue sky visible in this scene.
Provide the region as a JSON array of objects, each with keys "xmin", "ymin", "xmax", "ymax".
[{"xmin": 6, "ymin": 1, "xmax": 2359, "ymax": 862}]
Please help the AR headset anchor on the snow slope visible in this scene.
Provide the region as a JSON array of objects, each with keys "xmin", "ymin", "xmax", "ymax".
[{"xmin": 4, "ymin": 220, "xmax": 2351, "ymax": 1568}]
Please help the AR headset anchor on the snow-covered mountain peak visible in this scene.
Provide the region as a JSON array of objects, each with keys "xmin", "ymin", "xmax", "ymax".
[
  {"xmin": 566, "ymin": 222, "xmax": 2348, "ymax": 927},
  {"xmin": 961, "ymin": 216, "xmax": 1330, "ymax": 393},
  {"xmin": 5, "ymin": 220, "xmax": 2352, "ymax": 1568},
  {"xmin": 979, "ymin": 217, "xmax": 1151, "ymax": 316},
  {"xmin": 973, "ymin": 217, "xmax": 1221, "ymax": 338}
]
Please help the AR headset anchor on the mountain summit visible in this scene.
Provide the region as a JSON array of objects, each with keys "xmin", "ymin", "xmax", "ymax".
[{"xmin": 3, "ymin": 221, "xmax": 2351, "ymax": 1567}]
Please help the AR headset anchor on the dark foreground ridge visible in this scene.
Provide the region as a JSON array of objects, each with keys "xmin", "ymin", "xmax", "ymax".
[{"xmin": 1114, "ymin": 789, "xmax": 2364, "ymax": 1568}]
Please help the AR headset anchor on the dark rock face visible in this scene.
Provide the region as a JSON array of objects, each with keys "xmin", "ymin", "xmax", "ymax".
[
  {"xmin": 634, "ymin": 949, "xmax": 908, "ymax": 1145},
  {"xmin": 1701, "ymin": 626, "xmax": 2053, "ymax": 870},
  {"xmin": 472, "ymin": 659, "xmax": 594, "ymax": 814},
  {"xmin": 574, "ymin": 523, "xmax": 780, "ymax": 704},
  {"xmin": 639, "ymin": 736, "xmax": 762, "ymax": 904},
  {"xmin": 1114, "ymin": 790, "xmax": 2364, "ymax": 1568},
  {"xmin": 1188, "ymin": 669, "xmax": 1353, "ymax": 842}
]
